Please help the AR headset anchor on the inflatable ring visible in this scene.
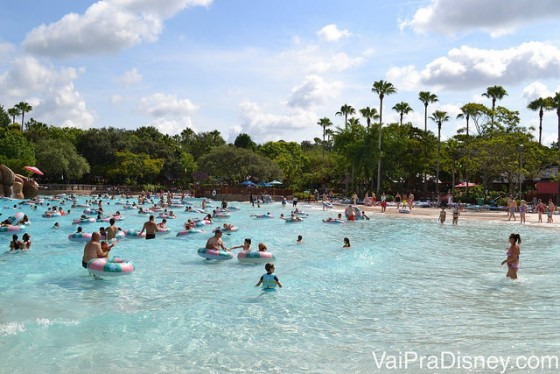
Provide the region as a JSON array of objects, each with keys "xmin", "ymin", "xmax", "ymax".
[
  {"xmin": 87, "ymin": 257, "xmax": 135, "ymax": 277},
  {"xmin": 124, "ymin": 230, "xmax": 146, "ymax": 238},
  {"xmin": 176, "ymin": 229, "xmax": 203, "ymax": 237},
  {"xmin": 157, "ymin": 227, "xmax": 172, "ymax": 235},
  {"xmin": 237, "ymin": 251, "xmax": 275, "ymax": 264},
  {"xmin": 68, "ymin": 232, "xmax": 93, "ymax": 242},
  {"xmin": 6, "ymin": 212, "xmax": 25, "ymax": 225},
  {"xmin": 73, "ymin": 218, "xmax": 96, "ymax": 225},
  {"xmin": 197, "ymin": 248, "xmax": 233, "ymax": 261},
  {"xmin": 0, "ymin": 225, "xmax": 25, "ymax": 233}
]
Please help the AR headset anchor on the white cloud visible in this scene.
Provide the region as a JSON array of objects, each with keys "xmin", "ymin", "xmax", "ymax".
[
  {"xmin": 119, "ymin": 68, "xmax": 142, "ymax": 86},
  {"xmin": 317, "ymin": 24, "xmax": 351, "ymax": 42},
  {"xmin": 387, "ymin": 42, "xmax": 560, "ymax": 91},
  {"xmin": 522, "ymin": 81, "xmax": 552, "ymax": 104},
  {"xmin": 0, "ymin": 57, "xmax": 95, "ymax": 128},
  {"xmin": 140, "ymin": 92, "xmax": 198, "ymax": 117},
  {"xmin": 400, "ymin": 0, "xmax": 560, "ymax": 37},
  {"xmin": 278, "ymin": 45, "xmax": 366, "ymax": 74},
  {"xmin": 111, "ymin": 95, "xmax": 123, "ymax": 104},
  {"xmin": 23, "ymin": 0, "xmax": 213, "ymax": 58},
  {"xmin": 238, "ymin": 101, "xmax": 317, "ymax": 142},
  {"xmin": 287, "ymin": 75, "xmax": 342, "ymax": 109},
  {"xmin": 138, "ymin": 92, "xmax": 198, "ymax": 135}
]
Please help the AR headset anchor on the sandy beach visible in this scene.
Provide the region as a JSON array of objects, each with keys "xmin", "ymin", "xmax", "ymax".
[{"xmin": 323, "ymin": 202, "xmax": 560, "ymax": 229}]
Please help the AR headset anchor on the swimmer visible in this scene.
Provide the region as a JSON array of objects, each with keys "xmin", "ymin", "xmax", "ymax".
[
  {"xmin": 343, "ymin": 237, "xmax": 351, "ymax": 248},
  {"xmin": 230, "ymin": 238, "xmax": 252, "ymax": 252},
  {"xmin": 52, "ymin": 222, "xmax": 60, "ymax": 229},
  {"xmin": 205, "ymin": 229, "xmax": 228, "ymax": 251},
  {"xmin": 438, "ymin": 208, "xmax": 446, "ymax": 224},
  {"xmin": 255, "ymin": 263, "xmax": 282, "ymax": 290},
  {"xmin": 258, "ymin": 243, "xmax": 268, "ymax": 252},
  {"xmin": 21, "ymin": 233, "xmax": 31, "ymax": 249},
  {"xmin": 501, "ymin": 233, "xmax": 521, "ymax": 280},
  {"xmin": 100, "ymin": 240, "xmax": 115, "ymax": 258},
  {"xmin": 297, "ymin": 235, "xmax": 303, "ymax": 243},
  {"xmin": 452, "ymin": 206, "xmax": 459, "ymax": 225}
]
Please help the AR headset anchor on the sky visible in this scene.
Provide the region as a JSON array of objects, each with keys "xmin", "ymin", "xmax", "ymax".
[{"xmin": 2, "ymin": 0, "xmax": 560, "ymax": 145}]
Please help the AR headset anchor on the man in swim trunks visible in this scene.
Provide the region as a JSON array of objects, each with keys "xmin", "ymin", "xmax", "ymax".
[
  {"xmin": 205, "ymin": 229, "xmax": 228, "ymax": 251},
  {"xmin": 82, "ymin": 232, "xmax": 104, "ymax": 268},
  {"xmin": 139, "ymin": 215, "xmax": 158, "ymax": 240}
]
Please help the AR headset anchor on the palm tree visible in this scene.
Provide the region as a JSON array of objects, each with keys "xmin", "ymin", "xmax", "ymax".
[
  {"xmin": 14, "ymin": 102, "xmax": 32, "ymax": 131},
  {"xmin": 335, "ymin": 104, "xmax": 355, "ymax": 128},
  {"xmin": 527, "ymin": 97, "xmax": 553, "ymax": 145},
  {"xmin": 392, "ymin": 101, "xmax": 413, "ymax": 126},
  {"xmin": 482, "ymin": 85, "xmax": 508, "ymax": 129},
  {"xmin": 457, "ymin": 103, "xmax": 482, "ymax": 199},
  {"xmin": 549, "ymin": 92, "xmax": 560, "ymax": 204},
  {"xmin": 317, "ymin": 117, "xmax": 333, "ymax": 161},
  {"xmin": 418, "ymin": 91, "xmax": 438, "ymax": 132},
  {"xmin": 430, "ymin": 110, "xmax": 450, "ymax": 203},
  {"xmin": 7, "ymin": 107, "xmax": 21, "ymax": 125},
  {"xmin": 359, "ymin": 107, "xmax": 379, "ymax": 128},
  {"xmin": 372, "ymin": 80, "xmax": 397, "ymax": 194}
]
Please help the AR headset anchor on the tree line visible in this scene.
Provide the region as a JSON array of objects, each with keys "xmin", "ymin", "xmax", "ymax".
[{"xmin": 1, "ymin": 81, "xmax": 559, "ymax": 202}]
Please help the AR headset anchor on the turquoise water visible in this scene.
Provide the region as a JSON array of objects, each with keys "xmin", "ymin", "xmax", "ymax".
[{"xmin": 1, "ymin": 196, "xmax": 559, "ymax": 373}]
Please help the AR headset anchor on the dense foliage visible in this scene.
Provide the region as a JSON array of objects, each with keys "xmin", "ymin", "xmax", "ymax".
[{"xmin": 1, "ymin": 83, "xmax": 559, "ymax": 202}]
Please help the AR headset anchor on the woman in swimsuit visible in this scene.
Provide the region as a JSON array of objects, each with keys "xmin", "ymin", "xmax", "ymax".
[
  {"xmin": 501, "ymin": 233, "xmax": 521, "ymax": 280},
  {"xmin": 518, "ymin": 200, "xmax": 527, "ymax": 224}
]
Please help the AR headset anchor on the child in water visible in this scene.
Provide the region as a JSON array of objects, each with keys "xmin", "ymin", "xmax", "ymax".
[
  {"xmin": 297, "ymin": 235, "xmax": 303, "ymax": 243},
  {"xmin": 256, "ymin": 263, "xmax": 282, "ymax": 290},
  {"xmin": 343, "ymin": 237, "xmax": 351, "ymax": 248}
]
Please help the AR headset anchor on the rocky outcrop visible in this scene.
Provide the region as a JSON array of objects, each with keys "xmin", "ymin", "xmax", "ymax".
[{"xmin": 0, "ymin": 165, "xmax": 39, "ymax": 199}]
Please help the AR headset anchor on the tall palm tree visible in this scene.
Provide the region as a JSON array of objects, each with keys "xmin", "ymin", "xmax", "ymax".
[
  {"xmin": 457, "ymin": 103, "xmax": 482, "ymax": 199},
  {"xmin": 7, "ymin": 107, "xmax": 21, "ymax": 125},
  {"xmin": 482, "ymin": 85, "xmax": 508, "ymax": 130},
  {"xmin": 418, "ymin": 91, "xmax": 438, "ymax": 132},
  {"xmin": 14, "ymin": 102, "xmax": 32, "ymax": 131},
  {"xmin": 335, "ymin": 104, "xmax": 355, "ymax": 128},
  {"xmin": 527, "ymin": 97, "xmax": 553, "ymax": 145},
  {"xmin": 359, "ymin": 107, "xmax": 379, "ymax": 128},
  {"xmin": 372, "ymin": 80, "xmax": 397, "ymax": 194},
  {"xmin": 549, "ymin": 92, "xmax": 560, "ymax": 204},
  {"xmin": 430, "ymin": 110, "xmax": 450, "ymax": 203},
  {"xmin": 317, "ymin": 117, "xmax": 333, "ymax": 161},
  {"xmin": 392, "ymin": 101, "xmax": 413, "ymax": 126}
]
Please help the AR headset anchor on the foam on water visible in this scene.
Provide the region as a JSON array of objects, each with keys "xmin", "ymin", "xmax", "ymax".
[{"xmin": 0, "ymin": 197, "xmax": 559, "ymax": 373}]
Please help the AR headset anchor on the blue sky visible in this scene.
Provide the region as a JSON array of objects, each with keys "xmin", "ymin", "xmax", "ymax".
[{"xmin": 2, "ymin": 0, "xmax": 560, "ymax": 144}]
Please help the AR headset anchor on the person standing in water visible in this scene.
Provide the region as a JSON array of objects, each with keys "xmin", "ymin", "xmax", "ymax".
[{"xmin": 501, "ymin": 233, "xmax": 521, "ymax": 280}]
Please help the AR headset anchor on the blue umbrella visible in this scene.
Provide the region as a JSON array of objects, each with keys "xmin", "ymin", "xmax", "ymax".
[{"xmin": 240, "ymin": 180, "xmax": 256, "ymax": 186}]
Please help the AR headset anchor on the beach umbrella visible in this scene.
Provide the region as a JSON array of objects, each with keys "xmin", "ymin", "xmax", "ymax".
[
  {"xmin": 24, "ymin": 166, "xmax": 44, "ymax": 176},
  {"xmin": 269, "ymin": 180, "xmax": 283, "ymax": 185},
  {"xmin": 455, "ymin": 182, "xmax": 477, "ymax": 188},
  {"xmin": 240, "ymin": 180, "xmax": 256, "ymax": 186}
]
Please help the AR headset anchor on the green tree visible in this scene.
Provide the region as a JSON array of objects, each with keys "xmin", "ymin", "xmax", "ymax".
[
  {"xmin": 35, "ymin": 138, "xmax": 90, "ymax": 182},
  {"xmin": 359, "ymin": 107, "xmax": 379, "ymax": 128},
  {"xmin": 109, "ymin": 151, "xmax": 164, "ymax": 185},
  {"xmin": 259, "ymin": 141, "xmax": 307, "ymax": 188},
  {"xmin": 0, "ymin": 132, "xmax": 36, "ymax": 172},
  {"xmin": 372, "ymin": 80, "xmax": 397, "ymax": 194},
  {"xmin": 6, "ymin": 107, "xmax": 20, "ymax": 126},
  {"xmin": 482, "ymin": 85, "xmax": 508, "ymax": 129},
  {"xmin": 197, "ymin": 145, "xmax": 281, "ymax": 184},
  {"xmin": 430, "ymin": 110, "xmax": 450, "ymax": 201},
  {"xmin": 392, "ymin": 101, "xmax": 413, "ymax": 126},
  {"xmin": 418, "ymin": 91, "xmax": 438, "ymax": 132},
  {"xmin": 233, "ymin": 133, "xmax": 256, "ymax": 150},
  {"xmin": 14, "ymin": 102, "xmax": 32, "ymax": 131},
  {"xmin": 527, "ymin": 97, "xmax": 553, "ymax": 145},
  {"xmin": 317, "ymin": 117, "xmax": 333, "ymax": 161},
  {"xmin": 335, "ymin": 104, "xmax": 355, "ymax": 128}
]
